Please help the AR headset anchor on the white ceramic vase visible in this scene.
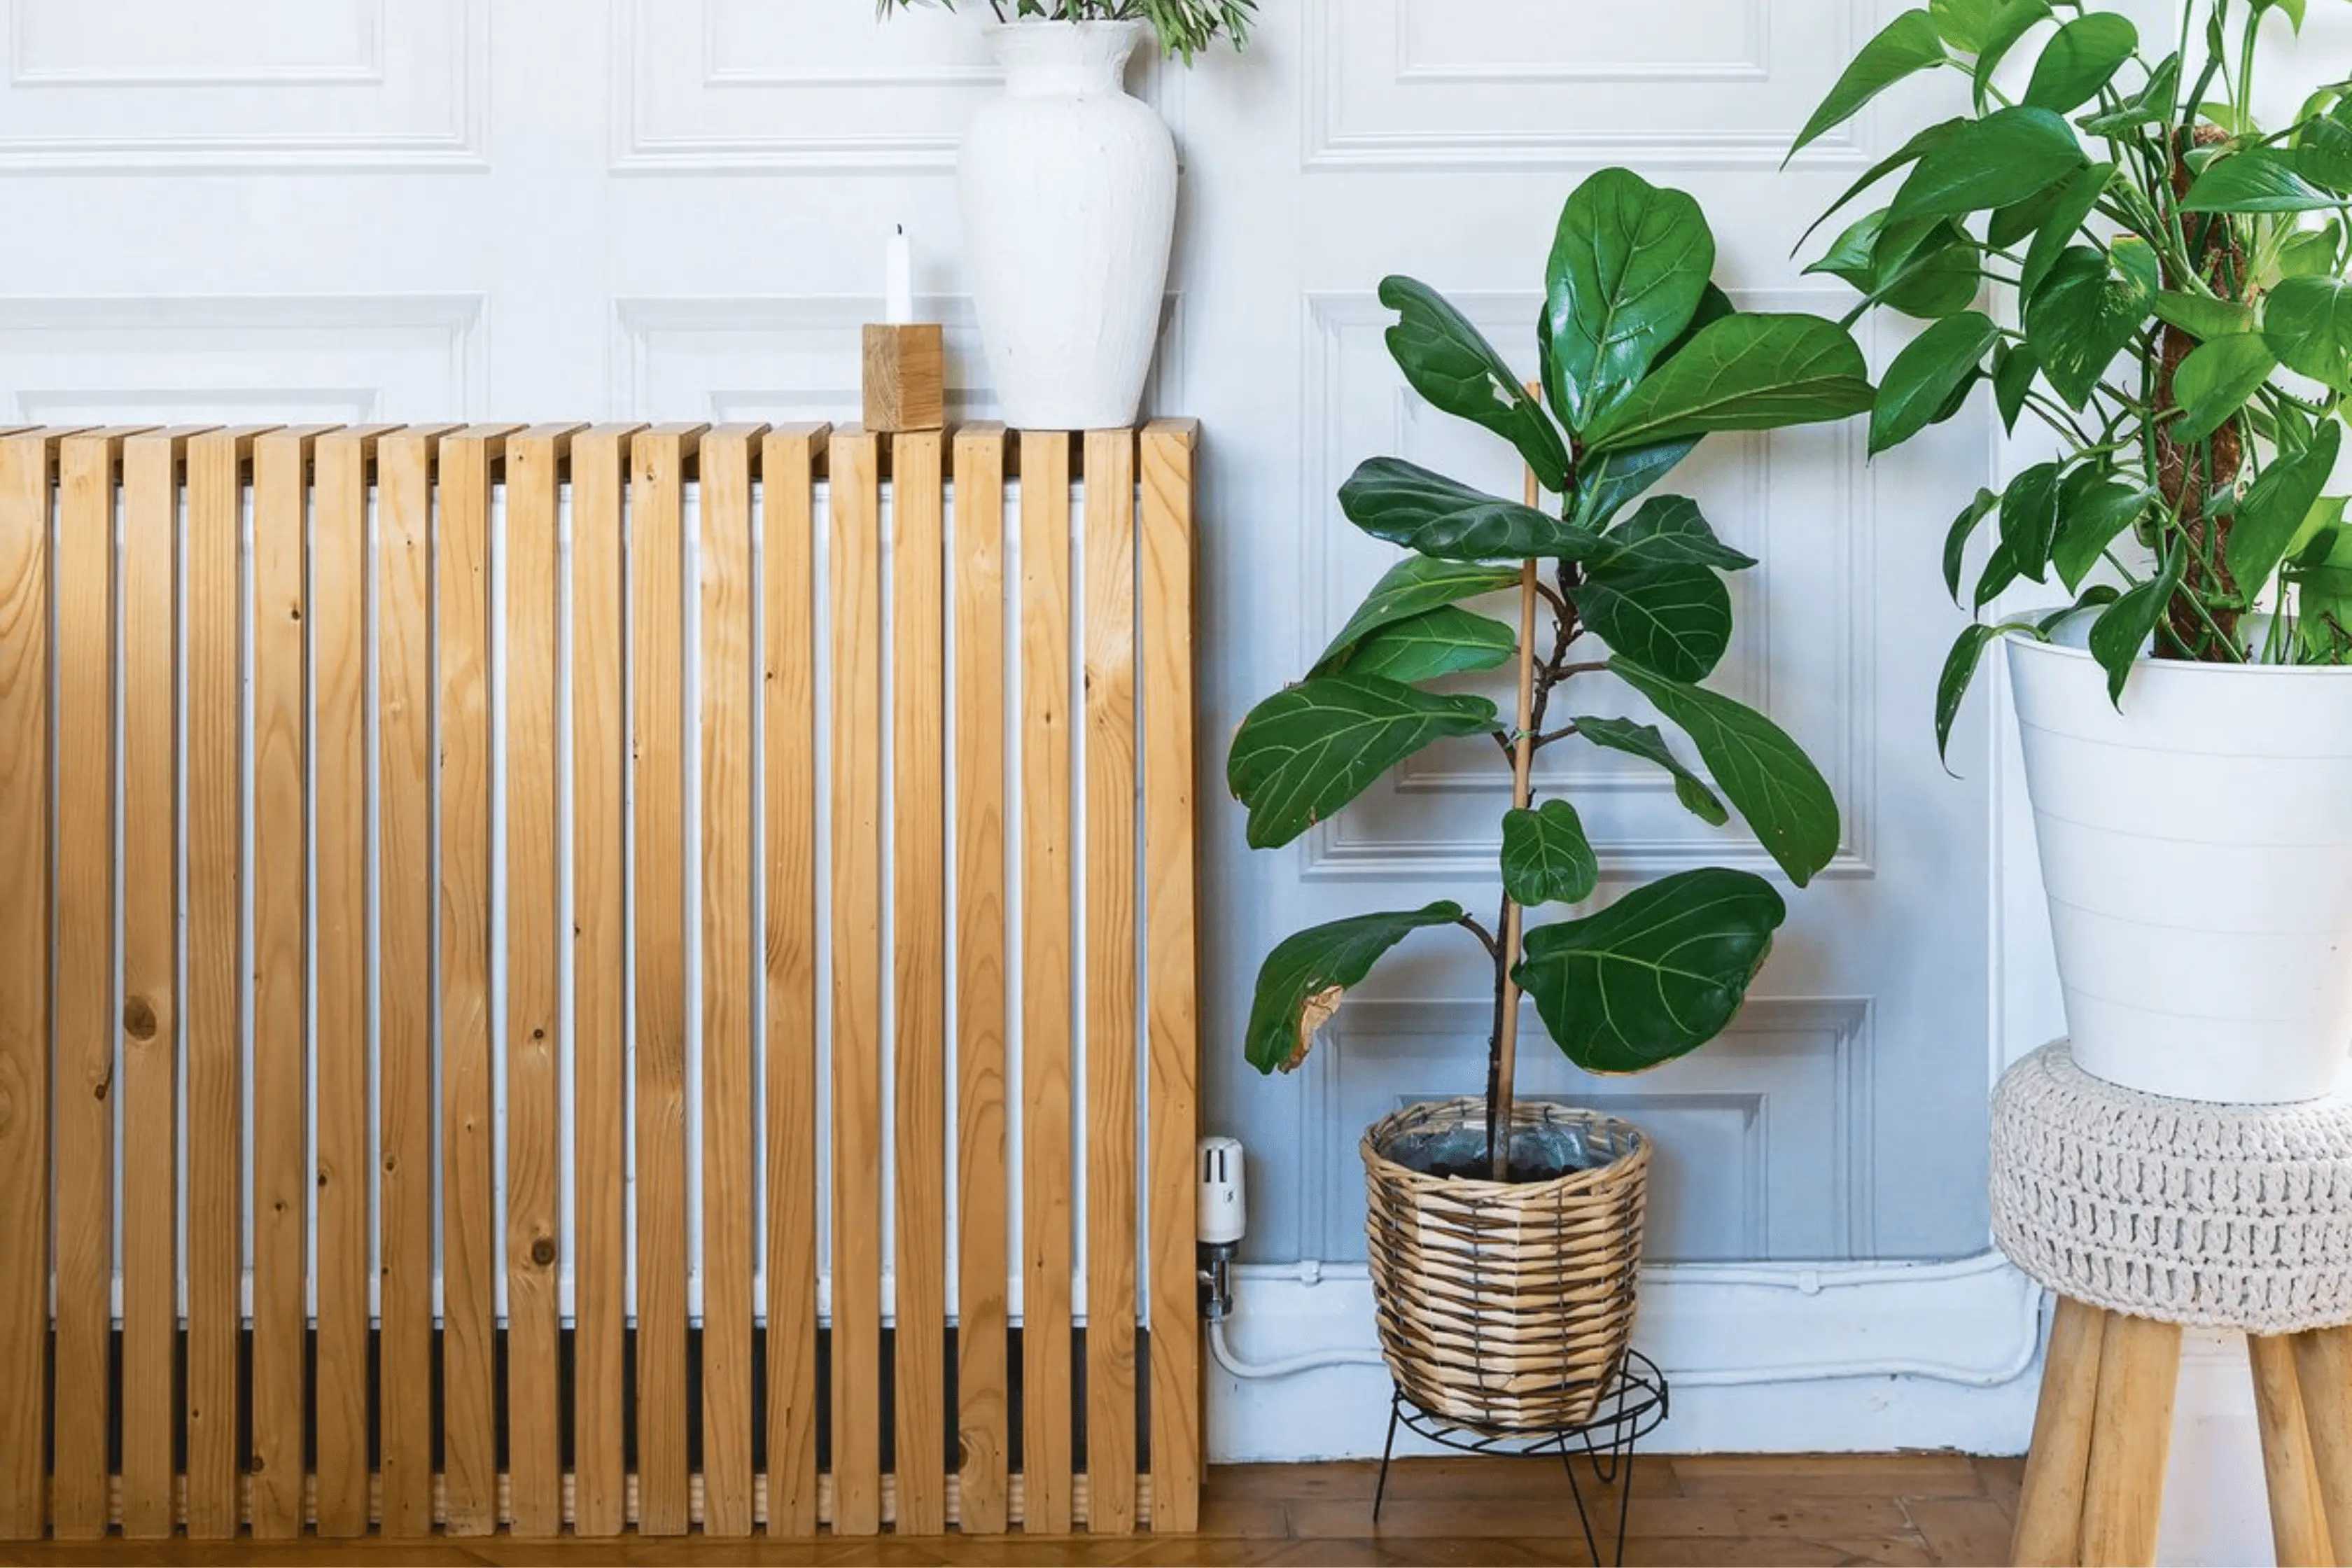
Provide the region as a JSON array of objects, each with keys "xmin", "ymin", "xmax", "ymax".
[
  {"xmin": 2008, "ymin": 631, "xmax": 2352, "ymax": 1102},
  {"xmin": 959, "ymin": 19, "xmax": 1176, "ymax": 431}
]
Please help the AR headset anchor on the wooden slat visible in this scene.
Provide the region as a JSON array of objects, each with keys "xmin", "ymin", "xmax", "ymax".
[
  {"xmin": 1083, "ymin": 430, "xmax": 1140, "ymax": 1534},
  {"xmin": 0, "ymin": 430, "xmax": 62, "ymax": 1541},
  {"xmin": 505, "ymin": 424, "xmax": 582, "ymax": 1539},
  {"xmin": 632, "ymin": 423, "xmax": 705, "ymax": 1538},
  {"xmin": 892, "ymin": 428, "xmax": 949, "ymax": 1536},
  {"xmin": 762, "ymin": 424, "xmax": 827, "ymax": 1539},
  {"xmin": 57, "ymin": 430, "xmax": 145, "ymax": 1540},
  {"xmin": 830, "ymin": 428, "xmax": 886, "ymax": 1538},
  {"xmin": 1141, "ymin": 419, "xmax": 1203, "ymax": 1534},
  {"xmin": 1020, "ymin": 429, "xmax": 1077, "ymax": 1536},
  {"xmin": 570, "ymin": 424, "xmax": 644, "ymax": 1540},
  {"xmin": 183, "ymin": 426, "xmax": 266, "ymax": 1541},
  {"xmin": 374, "ymin": 424, "xmax": 455, "ymax": 1539},
  {"xmin": 252, "ymin": 426, "xmax": 329, "ymax": 1539},
  {"xmin": 440, "ymin": 424, "xmax": 519, "ymax": 1536},
  {"xmin": 314, "ymin": 427, "xmax": 392, "ymax": 1539},
  {"xmin": 120, "ymin": 429, "xmax": 205, "ymax": 1540},
  {"xmin": 953, "ymin": 426, "xmax": 1012, "ymax": 1538},
  {"xmin": 699, "ymin": 423, "xmax": 765, "ymax": 1539}
]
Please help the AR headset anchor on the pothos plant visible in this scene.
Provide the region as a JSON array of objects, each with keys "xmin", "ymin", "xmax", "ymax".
[
  {"xmin": 1789, "ymin": 0, "xmax": 2352, "ymax": 746},
  {"xmin": 874, "ymin": 0, "xmax": 1255, "ymax": 60},
  {"xmin": 1228, "ymin": 169, "xmax": 1875, "ymax": 1178}
]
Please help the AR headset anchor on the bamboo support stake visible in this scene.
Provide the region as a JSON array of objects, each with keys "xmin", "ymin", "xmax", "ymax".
[{"xmin": 1489, "ymin": 453, "xmax": 1544, "ymax": 1181}]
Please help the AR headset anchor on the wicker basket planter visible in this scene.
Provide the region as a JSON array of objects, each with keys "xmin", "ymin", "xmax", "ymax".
[{"xmin": 1362, "ymin": 1096, "xmax": 1651, "ymax": 1432}]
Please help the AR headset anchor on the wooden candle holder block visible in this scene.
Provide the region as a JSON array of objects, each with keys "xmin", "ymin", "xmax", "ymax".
[{"xmin": 862, "ymin": 323, "xmax": 945, "ymax": 433}]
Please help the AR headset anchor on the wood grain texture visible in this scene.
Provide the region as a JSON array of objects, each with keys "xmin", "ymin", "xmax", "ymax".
[
  {"xmin": 183, "ymin": 427, "xmax": 265, "ymax": 1541},
  {"xmin": 633, "ymin": 424, "xmax": 706, "ymax": 1539},
  {"xmin": 699, "ymin": 424, "xmax": 765, "ymax": 1539},
  {"xmin": 311, "ymin": 426, "xmax": 389, "ymax": 1539},
  {"xmin": 2250, "ymin": 1334, "xmax": 2332, "ymax": 1568},
  {"xmin": 54, "ymin": 430, "xmax": 141, "ymax": 1541},
  {"xmin": 118, "ymin": 430, "xmax": 202, "ymax": 1541},
  {"xmin": 0, "ymin": 430, "xmax": 52, "ymax": 1541},
  {"xmin": 505, "ymin": 425, "xmax": 582, "ymax": 1540},
  {"xmin": 2293, "ymin": 1326, "xmax": 2352, "ymax": 1567},
  {"xmin": 953, "ymin": 426, "xmax": 1012, "ymax": 1537},
  {"xmin": 830, "ymin": 429, "xmax": 887, "ymax": 1539},
  {"xmin": 1140, "ymin": 420, "xmax": 1203, "ymax": 1535},
  {"xmin": 251, "ymin": 426, "xmax": 328, "ymax": 1540},
  {"xmin": 2010, "ymin": 1294, "xmax": 2106, "ymax": 1567},
  {"xmin": 1082, "ymin": 430, "xmax": 1140, "ymax": 1534},
  {"xmin": 762, "ymin": 424, "xmax": 827, "ymax": 1539},
  {"xmin": 569, "ymin": 425, "xmax": 645, "ymax": 1540},
  {"xmin": 2080, "ymin": 1309, "xmax": 2180, "ymax": 1567},
  {"xmin": 440, "ymin": 426, "xmax": 519, "ymax": 1536},
  {"xmin": 373, "ymin": 424, "xmax": 455, "ymax": 1539},
  {"xmin": 1020, "ymin": 430, "xmax": 1077, "ymax": 1536},
  {"xmin": 892, "ymin": 428, "xmax": 950, "ymax": 1537}
]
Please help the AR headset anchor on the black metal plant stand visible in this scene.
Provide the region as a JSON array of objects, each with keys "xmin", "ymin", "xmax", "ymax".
[{"xmin": 1371, "ymin": 1349, "xmax": 1669, "ymax": 1568}]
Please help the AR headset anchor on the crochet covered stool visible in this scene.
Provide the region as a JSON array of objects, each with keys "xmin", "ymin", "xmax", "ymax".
[{"xmin": 1992, "ymin": 1041, "xmax": 2352, "ymax": 1567}]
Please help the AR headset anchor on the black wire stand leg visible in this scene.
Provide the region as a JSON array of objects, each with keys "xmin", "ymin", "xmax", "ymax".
[{"xmin": 1369, "ymin": 1350, "xmax": 1667, "ymax": 1568}]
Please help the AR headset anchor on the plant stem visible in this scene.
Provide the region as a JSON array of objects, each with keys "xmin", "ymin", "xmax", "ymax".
[{"xmin": 1486, "ymin": 556, "xmax": 1541, "ymax": 1181}]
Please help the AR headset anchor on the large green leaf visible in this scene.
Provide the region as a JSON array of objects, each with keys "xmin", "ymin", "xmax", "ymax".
[
  {"xmin": 1790, "ymin": 10, "xmax": 1949, "ymax": 161},
  {"xmin": 1872, "ymin": 310, "xmax": 2001, "ymax": 454},
  {"xmin": 1936, "ymin": 623, "xmax": 2002, "ymax": 763},
  {"xmin": 1610, "ymin": 659, "xmax": 1842, "ymax": 886},
  {"xmin": 1544, "ymin": 169, "xmax": 1716, "ymax": 434},
  {"xmin": 2171, "ymin": 333, "xmax": 2278, "ymax": 443},
  {"xmin": 1339, "ymin": 457, "xmax": 1608, "ymax": 563},
  {"xmin": 2299, "ymin": 115, "xmax": 2352, "ymax": 195},
  {"xmin": 2225, "ymin": 420, "xmax": 2344, "ymax": 592},
  {"xmin": 1501, "ymin": 800, "xmax": 1600, "ymax": 909},
  {"xmin": 2026, "ymin": 244, "xmax": 2151, "ymax": 407},
  {"xmin": 1574, "ymin": 437, "xmax": 1702, "ymax": 529},
  {"xmin": 1998, "ymin": 461, "xmax": 2064, "ymax": 582},
  {"xmin": 1889, "ymin": 107, "xmax": 2086, "ymax": 225},
  {"xmin": 1243, "ymin": 903, "xmax": 1465, "ymax": 1074},
  {"xmin": 1228, "ymin": 675, "xmax": 1500, "ymax": 850},
  {"xmin": 1378, "ymin": 276, "xmax": 1572, "ymax": 493},
  {"xmin": 1566, "ymin": 716, "xmax": 1729, "ymax": 825},
  {"xmin": 1581, "ymin": 314, "xmax": 1874, "ymax": 454},
  {"xmin": 2020, "ymin": 162, "xmax": 2115, "ymax": 299},
  {"xmin": 1338, "ymin": 606, "xmax": 1518, "ymax": 685},
  {"xmin": 1970, "ymin": 0, "xmax": 2053, "ymax": 103},
  {"xmin": 2022, "ymin": 13, "xmax": 2136, "ymax": 113},
  {"xmin": 2050, "ymin": 471, "xmax": 2150, "ymax": 592},
  {"xmin": 2182, "ymin": 152, "xmax": 2342, "ymax": 214},
  {"xmin": 1572, "ymin": 561, "xmax": 1733, "ymax": 682},
  {"xmin": 1601, "ymin": 495, "xmax": 1756, "ymax": 572},
  {"xmin": 2078, "ymin": 50, "xmax": 2179, "ymax": 136},
  {"xmin": 2087, "ymin": 546, "xmax": 2182, "ymax": 702},
  {"xmin": 2267, "ymin": 276, "xmax": 2352, "ymax": 390},
  {"xmin": 1514, "ymin": 869, "xmax": 1788, "ymax": 1074},
  {"xmin": 1993, "ymin": 342, "xmax": 2038, "ymax": 430},
  {"xmin": 1314, "ymin": 554, "xmax": 1522, "ymax": 673},
  {"xmin": 1801, "ymin": 120, "xmax": 1969, "ymax": 251},
  {"xmin": 2152, "ymin": 290, "xmax": 2258, "ymax": 342}
]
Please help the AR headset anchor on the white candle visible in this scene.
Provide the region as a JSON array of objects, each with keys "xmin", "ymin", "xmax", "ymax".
[{"xmin": 886, "ymin": 225, "xmax": 915, "ymax": 326}]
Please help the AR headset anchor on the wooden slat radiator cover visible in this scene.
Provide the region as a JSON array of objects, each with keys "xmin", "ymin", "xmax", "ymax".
[{"xmin": 0, "ymin": 421, "xmax": 1203, "ymax": 1541}]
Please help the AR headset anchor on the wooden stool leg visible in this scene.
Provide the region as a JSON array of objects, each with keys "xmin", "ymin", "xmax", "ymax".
[
  {"xmin": 2250, "ymin": 1334, "xmax": 2334, "ymax": 1567},
  {"xmin": 2292, "ymin": 1326, "xmax": 2352, "ymax": 1564},
  {"xmin": 2080, "ymin": 1312, "xmax": 2181, "ymax": 1567},
  {"xmin": 2014, "ymin": 1296, "xmax": 2110, "ymax": 1566}
]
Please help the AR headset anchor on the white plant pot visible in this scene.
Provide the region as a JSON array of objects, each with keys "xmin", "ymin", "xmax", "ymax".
[
  {"xmin": 2008, "ymin": 631, "xmax": 2352, "ymax": 1103},
  {"xmin": 959, "ymin": 20, "xmax": 1176, "ymax": 431}
]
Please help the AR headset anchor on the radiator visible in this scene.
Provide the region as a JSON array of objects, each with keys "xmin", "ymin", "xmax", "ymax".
[{"xmin": 0, "ymin": 421, "xmax": 1203, "ymax": 1541}]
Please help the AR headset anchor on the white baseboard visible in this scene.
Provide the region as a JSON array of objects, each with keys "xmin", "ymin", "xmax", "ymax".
[{"xmin": 1207, "ymin": 1252, "xmax": 2045, "ymax": 1461}]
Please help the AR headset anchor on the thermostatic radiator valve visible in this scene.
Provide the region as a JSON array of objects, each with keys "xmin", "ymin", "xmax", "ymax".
[{"xmin": 1196, "ymin": 1135, "xmax": 1244, "ymax": 1320}]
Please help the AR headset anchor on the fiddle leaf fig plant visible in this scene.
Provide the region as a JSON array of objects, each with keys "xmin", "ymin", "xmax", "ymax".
[
  {"xmin": 1230, "ymin": 169, "xmax": 1875, "ymax": 1175},
  {"xmin": 1794, "ymin": 0, "xmax": 2352, "ymax": 745}
]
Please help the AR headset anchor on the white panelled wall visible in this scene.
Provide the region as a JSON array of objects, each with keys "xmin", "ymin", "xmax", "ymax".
[{"xmin": 0, "ymin": 1, "xmax": 2325, "ymax": 1553}]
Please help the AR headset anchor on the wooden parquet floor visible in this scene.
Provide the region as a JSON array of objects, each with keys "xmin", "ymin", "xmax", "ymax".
[{"xmin": 0, "ymin": 1455, "xmax": 2024, "ymax": 1567}]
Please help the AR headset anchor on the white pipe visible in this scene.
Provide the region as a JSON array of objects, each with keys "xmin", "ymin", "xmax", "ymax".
[{"xmin": 1208, "ymin": 1317, "xmax": 1387, "ymax": 1380}]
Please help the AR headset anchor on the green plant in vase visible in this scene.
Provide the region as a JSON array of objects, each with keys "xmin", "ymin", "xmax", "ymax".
[{"xmin": 1229, "ymin": 169, "xmax": 1876, "ymax": 1179}]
